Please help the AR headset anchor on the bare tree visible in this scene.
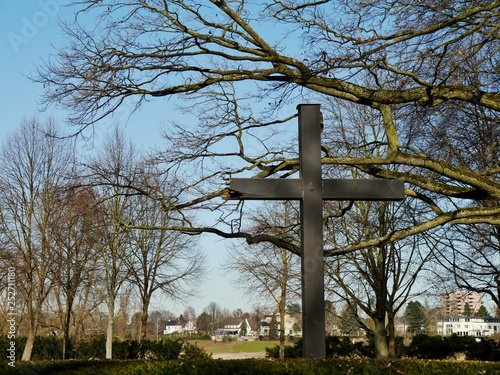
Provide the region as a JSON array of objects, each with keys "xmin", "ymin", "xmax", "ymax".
[
  {"xmin": 409, "ymin": 100, "xmax": 500, "ymax": 313},
  {"xmin": 149, "ymin": 310, "xmax": 175, "ymax": 341},
  {"xmin": 313, "ymin": 97, "xmax": 435, "ymax": 358},
  {"xmin": 0, "ymin": 117, "xmax": 75, "ymax": 360},
  {"xmin": 203, "ymin": 302, "xmax": 222, "ymax": 336},
  {"xmin": 432, "ymin": 223, "xmax": 500, "ymax": 314},
  {"xmin": 229, "ymin": 201, "xmax": 301, "ymax": 359},
  {"xmin": 85, "ymin": 126, "xmax": 136, "ymax": 358},
  {"xmin": 124, "ymin": 175, "xmax": 205, "ymax": 340},
  {"xmin": 49, "ymin": 186, "xmax": 101, "ymax": 358},
  {"xmin": 36, "ymin": 0, "xmax": 499, "ymax": 237},
  {"xmin": 182, "ymin": 306, "xmax": 197, "ymax": 324},
  {"xmin": 325, "ymin": 202, "xmax": 433, "ymax": 358}
]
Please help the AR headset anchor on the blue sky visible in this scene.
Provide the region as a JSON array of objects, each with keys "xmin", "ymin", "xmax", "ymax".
[{"xmin": 1, "ymin": 1, "xmax": 256, "ymax": 318}]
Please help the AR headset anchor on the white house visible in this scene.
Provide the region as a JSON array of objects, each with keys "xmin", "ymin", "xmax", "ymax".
[
  {"xmin": 183, "ymin": 320, "xmax": 197, "ymax": 336},
  {"xmin": 214, "ymin": 318, "xmax": 252, "ymax": 338},
  {"xmin": 260, "ymin": 314, "xmax": 302, "ymax": 336},
  {"xmin": 163, "ymin": 320, "xmax": 183, "ymax": 335},
  {"xmin": 163, "ymin": 320, "xmax": 197, "ymax": 336},
  {"xmin": 437, "ymin": 317, "xmax": 500, "ymax": 337}
]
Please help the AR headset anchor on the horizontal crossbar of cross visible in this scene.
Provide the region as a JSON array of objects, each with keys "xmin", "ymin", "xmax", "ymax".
[{"xmin": 224, "ymin": 178, "xmax": 405, "ymax": 201}]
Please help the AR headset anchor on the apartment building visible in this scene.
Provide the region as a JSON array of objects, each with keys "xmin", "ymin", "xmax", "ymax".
[{"xmin": 440, "ymin": 290, "xmax": 484, "ymax": 317}]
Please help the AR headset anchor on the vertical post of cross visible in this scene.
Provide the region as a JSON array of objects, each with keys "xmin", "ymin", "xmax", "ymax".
[{"xmin": 298, "ymin": 104, "xmax": 326, "ymax": 358}]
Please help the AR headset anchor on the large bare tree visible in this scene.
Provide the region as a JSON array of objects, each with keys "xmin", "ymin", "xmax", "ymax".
[
  {"xmin": 49, "ymin": 186, "xmax": 101, "ymax": 359},
  {"xmin": 36, "ymin": 0, "xmax": 500, "ymax": 252},
  {"xmin": 0, "ymin": 117, "xmax": 75, "ymax": 360},
  {"xmin": 124, "ymin": 175, "xmax": 205, "ymax": 340},
  {"xmin": 229, "ymin": 201, "xmax": 301, "ymax": 359},
  {"xmin": 85, "ymin": 126, "xmax": 136, "ymax": 359},
  {"xmin": 319, "ymin": 98, "xmax": 436, "ymax": 359}
]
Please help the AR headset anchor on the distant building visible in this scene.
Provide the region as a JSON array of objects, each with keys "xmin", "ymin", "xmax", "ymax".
[
  {"xmin": 260, "ymin": 314, "xmax": 302, "ymax": 337},
  {"xmin": 163, "ymin": 320, "xmax": 197, "ymax": 336},
  {"xmin": 437, "ymin": 317, "xmax": 500, "ymax": 337},
  {"xmin": 213, "ymin": 318, "xmax": 253, "ymax": 338},
  {"xmin": 440, "ymin": 290, "xmax": 484, "ymax": 317}
]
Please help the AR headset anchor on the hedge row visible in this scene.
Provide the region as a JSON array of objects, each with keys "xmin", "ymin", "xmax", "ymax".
[
  {"xmin": 266, "ymin": 334, "xmax": 500, "ymax": 361},
  {"xmin": 0, "ymin": 336, "xmax": 210, "ymax": 361},
  {"xmin": 6, "ymin": 358, "xmax": 500, "ymax": 375}
]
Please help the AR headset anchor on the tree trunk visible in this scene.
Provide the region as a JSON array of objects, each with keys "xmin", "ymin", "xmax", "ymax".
[
  {"xmin": 386, "ymin": 312, "xmax": 397, "ymax": 358},
  {"xmin": 22, "ymin": 330, "xmax": 36, "ymax": 361},
  {"xmin": 372, "ymin": 317, "xmax": 389, "ymax": 360},
  {"xmin": 279, "ymin": 313, "xmax": 285, "ymax": 360},
  {"xmin": 141, "ymin": 303, "xmax": 149, "ymax": 342},
  {"xmin": 63, "ymin": 297, "xmax": 74, "ymax": 359},
  {"xmin": 22, "ymin": 313, "xmax": 38, "ymax": 361},
  {"xmin": 21, "ymin": 298, "xmax": 39, "ymax": 361},
  {"xmin": 106, "ymin": 300, "xmax": 115, "ymax": 359}
]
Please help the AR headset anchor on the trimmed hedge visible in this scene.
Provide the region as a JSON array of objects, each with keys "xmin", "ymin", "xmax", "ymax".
[
  {"xmin": 0, "ymin": 336, "xmax": 209, "ymax": 362},
  {"xmin": 9, "ymin": 358, "xmax": 500, "ymax": 375},
  {"xmin": 266, "ymin": 336, "xmax": 376, "ymax": 359},
  {"xmin": 406, "ymin": 334, "xmax": 500, "ymax": 361},
  {"xmin": 266, "ymin": 334, "xmax": 500, "ymax": 360}
]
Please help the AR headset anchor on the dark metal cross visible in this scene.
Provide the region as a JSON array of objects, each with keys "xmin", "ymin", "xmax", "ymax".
[{"xmin": 224, "ymin": 104, "xmax": 405, "ymax": 358}]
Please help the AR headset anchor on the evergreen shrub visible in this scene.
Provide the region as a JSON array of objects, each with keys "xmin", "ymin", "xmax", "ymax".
[{"xmin": 12, "ymin": 358, "xmax": 500, "ymax": 375}]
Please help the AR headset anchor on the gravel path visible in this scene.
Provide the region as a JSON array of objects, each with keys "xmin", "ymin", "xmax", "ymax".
[{"xmin": 211, "ymin": 352, "xmax": 267, "ymax": 360}]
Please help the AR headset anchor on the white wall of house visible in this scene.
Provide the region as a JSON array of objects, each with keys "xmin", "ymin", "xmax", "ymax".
[
  {"xmin": 437, "ymin": 317, "xmax": 500, "ymax": 337},
  {"xmin": 163, "ymin": 324, "xmax": 183, "ymax": 335},
  {"xmin": 260, "ymin": 314, "xmax": 302, "ymax": 336},
  {"xmin": 163, "ymin": 320, "xmax": 197, "ymax": 336},
  {"xmin": 215, "ymin": 318, "xmax": 252, "ymax": 337}
]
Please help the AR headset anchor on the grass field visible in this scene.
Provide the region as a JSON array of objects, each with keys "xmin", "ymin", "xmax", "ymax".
[{"xmin": 188, "ymin": 340, "xmax": 280, "ymax": 354}]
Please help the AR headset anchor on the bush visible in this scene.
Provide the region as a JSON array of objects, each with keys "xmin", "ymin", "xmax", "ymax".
[
  {"xmin": 265, "ymin": 343, "xmax": 301, "ymax": 358},
  {"xmin": 71, "ymin": 336, "xmax": 106, "ymax": 359},
  {"xmin": 15, "ymin": 336, "xmax": 63, "ymax": 361},
  {"xmin": 111, "ymin": 339, "xmax": 140, "ymax": 359},
  {"xmin": 325, "ymin": 336, "xmax": 367, "ymax": 358},
  {"xmin": 464, "ymin": 337, "xmax": 500, "ymax": 361},
  {"xmin": 266, "ymin": 336, "xmax": 372, "ymax": 359},
  {"xmin": 406, "ymin": 334, "xmax": 454, "ymax": 359},
  {"xmin": 405, "ymin": 334, "xmax": 500, "ymax": 361},
  {"xmin": 139, "ymin": 338, "xmax": 184, "ymax": 360},
  {"xmin": 182, "ymin": 341, "xmax": 212, "ymax": 359},
  {"xmin": 6, "ymin": 336, "xmax": 210, "ymax": 361},
  {"xmin": 13, "ymin": 358, "xmax": 500, "ymax": 375}
]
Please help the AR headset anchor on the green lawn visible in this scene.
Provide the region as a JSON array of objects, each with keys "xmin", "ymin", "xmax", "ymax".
[{"xmin": 188, "ymin": 340, "xmax": 280, "ymax": 354}]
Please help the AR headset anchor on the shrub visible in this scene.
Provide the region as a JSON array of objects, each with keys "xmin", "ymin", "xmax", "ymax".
[
  {"xmin": 113, "ymin": 339, "xmax": 141, "ymax": 359},
  {"xmin": 13, "ymin": 358, "xmax": 500, "ymax": 375},
  {"xmin": 405, "ymin": 334, "xmax": 500, "ymax": 361},
  {"xmin": 265, "ymin": 343, "xmax": 301, "ymax": 358},
  {"xmin": 182, "ymin": 341, "xmax": 212, "ymax": 359},
  {"xmin": 70, "ymin": 336, "xmax": 106, "ymax": 359},
  {"xmin": 14, "ymin": 336, "xmax": 63, "ymax": 360},
  {"xmin": 266, "ymin": 336, "xmax": 372, "ymax": 359},
  {"xmin": 406, "ymin": 334, "xmax": 454, "ymax": 359},
  {"xmin": 68, "ymin": 336, "xmax": 189, "ymax": 360},
  {"xmin": 138, "ymin": 338, "xmax": 184, "ymax": 360},
  {"xmin": 465, "ymin": 337, "xmax": 500, "ymax": 361}
]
